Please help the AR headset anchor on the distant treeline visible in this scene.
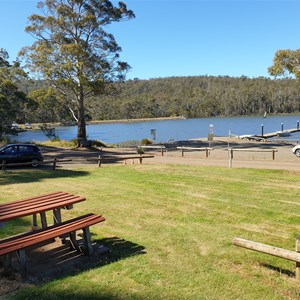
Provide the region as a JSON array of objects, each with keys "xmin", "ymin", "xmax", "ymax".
[{"xmin": 19, "ymin": 75, "xmax": 300, "ymax": 123}]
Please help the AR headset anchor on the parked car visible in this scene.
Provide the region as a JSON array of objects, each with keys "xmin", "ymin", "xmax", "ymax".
[
  {"xmin": 0, "ymin": 144, "xmax": 43, "ymax": 167},
  {"xmin": 292, "ymin": 145, "xmax": 300, "ymax": 157}
]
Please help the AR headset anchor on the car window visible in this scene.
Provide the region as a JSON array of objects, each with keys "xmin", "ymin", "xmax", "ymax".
[
  {"xmin": 19, "ymin": 146, "xmax": 29, "ymax": 152},
  {"xmin": 3, "ymin": 146, "xmax": 17, "ymax": 154}
]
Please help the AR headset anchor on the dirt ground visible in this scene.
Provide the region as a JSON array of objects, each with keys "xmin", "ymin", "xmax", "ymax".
[
  {"xmin": 1, "ymin": 137, "xmax": 299, "ymax": 297},
  {"xmin": 41, "ymin": 136, "xmax": 300, "ymax": 171}
]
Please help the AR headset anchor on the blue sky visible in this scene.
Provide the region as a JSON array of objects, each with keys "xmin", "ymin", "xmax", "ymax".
[{"xmin": 1, "ymin": 0, "xmax": 299, "ymax": 80}]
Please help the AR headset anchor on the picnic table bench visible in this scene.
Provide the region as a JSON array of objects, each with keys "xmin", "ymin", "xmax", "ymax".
[{"xmin": 0, "ymin": 191, "xmax": 105, "ymax": 279}]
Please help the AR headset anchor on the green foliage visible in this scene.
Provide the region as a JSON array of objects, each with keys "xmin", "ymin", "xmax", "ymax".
[
  {"xmin": 28, "ymin": 87, "xmax": 70, "ymax": 123},
  {"xmin": 268, "ymin": 49, "xmax": 300, "ymax": 79},
  {"xmin": 89, "ymin": 76, "xmax": 300, "ymax": 120},
  {"xmin": 13, "ymin": 74, "xmax": 300, "ymax": 123},
  {"xmin": 113, "ymin": 140, "xmax": 140, "ymax": 147},
  {"xmin": 136, "ymin": 146, "xmax": 145, "ymax": 154},
  {"xmin": 20, "ymin": 0, "xmax": 135, "ymax": 141},
  {"xmin": 38, "ymin": 139, "xmax": 76, "ymax": 148},
  {"xmin": 0, "ymin": 49, "xmax": 29, "ymax": 137},
  {"xmin": 91, "ymin": 139, "xmax": 107, "ymax": 148},
  {"xmin": 141, "ymin": 138, "xmax": 152, "ymax": 145}
]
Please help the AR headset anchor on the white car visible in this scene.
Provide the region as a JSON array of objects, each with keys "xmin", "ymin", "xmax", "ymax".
[{"xmin": 292, "ymin": 145, "xmax": 300, "ymax": 157}]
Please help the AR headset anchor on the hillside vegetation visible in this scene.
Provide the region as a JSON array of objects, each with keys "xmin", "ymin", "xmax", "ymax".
[{"xmin": 18, "ymin": 75, "xmax": 300, "ymax": 124}]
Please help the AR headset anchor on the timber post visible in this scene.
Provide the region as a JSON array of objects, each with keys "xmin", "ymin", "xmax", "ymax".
[
  {"xmin": 205, "ymin": 148, "xmax": 209, "ymax": 158},
  {"xmin": 98, "ymin": 155, "xmax": 101, "ymax": 167},
  {"xmin": 233, "ymin": 237, "xmax": 300, "ymax": 281},
  {"xmin": 53, "ymin": 157, "xmax": 57, "ymax": 170},
  {"xmin": 228, "ymin": 148, "xmax": 233, "ymax": 168},
  {"xmin": 2, "ymin": 160, "xmax": 6, "ymax": 171},
  {"xmin": 296, "ymin": 238, "xmax": 300, "ymax": 280}
]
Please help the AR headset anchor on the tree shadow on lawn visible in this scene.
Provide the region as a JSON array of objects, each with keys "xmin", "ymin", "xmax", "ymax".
[
  {"xmin": 0, "ymin": 236, "xmax": 146, "ymax": 298},
  {"xmin": 0, "ymin": 168, "xmax": 89, "ymax": 186}
]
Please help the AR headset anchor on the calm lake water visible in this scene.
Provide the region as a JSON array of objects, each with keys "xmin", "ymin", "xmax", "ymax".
[{"xmin": 10, "ymin": 115, "xmax": 300, "ymax": 144}]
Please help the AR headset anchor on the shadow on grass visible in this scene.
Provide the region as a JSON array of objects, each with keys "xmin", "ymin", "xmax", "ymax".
[
  {"xmin": 7, "ymin": 236, "xmax": 146, "ymax": 282},
  {"xmin": 0, "ymin": 218, "xmax": 33, "ymax": 239},
  {"xmin": 261, "ymin": 263, "xmax": 295, "ymax": 278},
  {"xmin": 0, "ymin": 168, "xmax": 89, "ymax": 185}
]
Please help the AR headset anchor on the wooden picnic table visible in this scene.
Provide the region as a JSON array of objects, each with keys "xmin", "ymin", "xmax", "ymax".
[
  {"xmin": 0, "ymin": 191, "xmax": 86, "ymax": 228},
  {"xmin": 0, "ymin": 191, "xmax": 105, "ymax": 279}
]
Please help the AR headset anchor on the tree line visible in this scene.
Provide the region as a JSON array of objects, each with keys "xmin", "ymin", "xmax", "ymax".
[
  {"xmin": 88, "ymin": 76, "xmax": 300, "ymax": 120},
  {"xmin": 3, "ymin": 74, "xmax": 300, "ymax": 133}
]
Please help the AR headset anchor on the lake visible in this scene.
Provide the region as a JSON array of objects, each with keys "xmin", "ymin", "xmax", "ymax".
[{"xmin": 10, "ymin": 115, "xmax": 300, "ymax": 144}]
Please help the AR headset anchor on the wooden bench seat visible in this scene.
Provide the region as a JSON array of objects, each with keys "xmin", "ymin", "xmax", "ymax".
[{"xmin": 0, "ymin": 213, "xmax": 105, "ymax": 278}]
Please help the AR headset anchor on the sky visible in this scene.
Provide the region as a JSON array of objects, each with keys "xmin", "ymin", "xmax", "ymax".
[{"xmin": 1, "ymin": 0, "xmax": 300, "ymax": 80}]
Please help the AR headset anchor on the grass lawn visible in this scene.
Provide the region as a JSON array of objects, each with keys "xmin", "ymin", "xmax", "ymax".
[{"xmin": 1, "ymin": 164, "xmax": 300, "ymax": 299}]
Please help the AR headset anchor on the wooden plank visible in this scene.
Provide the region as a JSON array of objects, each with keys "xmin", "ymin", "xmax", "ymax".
[
  {"xmin": 229, "ymin": 148, "xmax": 278, "ymax": 153},
  {"xmin": 233, "ymin": 237, "xmax": 300, "ymax": 263},
  {"xmin": 0, "ymin": 214, "xmax": 105, "ymax": 256},
  {"xmin": 0, "ymin": 195, "xmax": 84, "ymax": 213},
  {"xmin": 0, "ymin": 191, "xmax": 65, "ymax": 208},
  {"xmin": 0, "ymin": 214, "xmax": 103, "ymax": 248},
  {"xmin": 176, "ymin": 147, "xmax": 214, "ymax": 150},
  {"xmin": 0, "ymin": 193, "xmax": 82, "ymax": 210},
  {"xmin": 0, "ymin": 159, "xmax": 72, "ymax": 168},
  {"xmin": 0, "ymin": 193, "xmax": 86, "ymax": 223}
]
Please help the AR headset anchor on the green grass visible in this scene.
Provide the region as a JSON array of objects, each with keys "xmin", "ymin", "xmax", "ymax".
[{"xmin": 1, "ymin": 165, "xmax": 300, "ymax": 299}]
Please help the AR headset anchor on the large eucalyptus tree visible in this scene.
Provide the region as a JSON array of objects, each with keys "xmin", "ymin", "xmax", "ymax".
[{"xmin": 20, "ymin": 0, "xmax": 135, "ymax": 146}]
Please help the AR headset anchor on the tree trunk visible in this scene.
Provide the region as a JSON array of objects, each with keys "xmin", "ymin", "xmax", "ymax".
[{"xmin": 77, "ymin": 85, "xmax": 87, "ymax": 147}]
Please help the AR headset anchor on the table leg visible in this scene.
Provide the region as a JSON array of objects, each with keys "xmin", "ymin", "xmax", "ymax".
[
  {"xmin": 32, "ymin": 214, "xmax": 38, "ymax": 229},
  {"xmin": 53, "ymin": 208, "xmax": 62, "ymax": 224},
  {"xmin": 83, "ymin": 227, "xmax": 93, "ymax": 256},
  {"xmin": 40, "ymin": 212, "xmax": 47, "ymax": 228}
]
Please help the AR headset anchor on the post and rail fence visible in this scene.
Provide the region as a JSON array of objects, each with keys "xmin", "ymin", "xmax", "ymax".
[
  {"xmin": 0, "ymin": 158, "xmax": 72, "ymax": 170},
  {"xmin": 233, "ymin": 237, "xmax": 300, "ymax": 281},
  {"xmin": 176, "ymin": 146, "xmax": 214, "ymax": 158},
  {"xmin": 227, "ymin": 148, "xmax": 278, "ymax": 168}
]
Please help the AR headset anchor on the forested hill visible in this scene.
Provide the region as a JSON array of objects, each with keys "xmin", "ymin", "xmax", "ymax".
[
  {"xmin": 19, "ymin": 75, "xmax": 300, "ymax": 123},
  {"xmin": 89, "ymin": 76, "xmax": 300, "ymax": 120}
]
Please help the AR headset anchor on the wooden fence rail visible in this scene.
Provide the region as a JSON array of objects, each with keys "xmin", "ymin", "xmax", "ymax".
[
  {"xmin": 176, "ymin": 147, "xmax": 214, "ymax": 157},
  {"xmin": 87, "ymin": 155, "xmax": 154, "ymax": 167},
  {"xmin": 233, "ymin": 237, "xmax": 300, "ymax": 280},
  {"xmin": 137, "ymin": 145, "xmax": 166, "ymax": 156},
  {"xmin": 0, "ymin": 158, "xmax": 72, "ymax": 170},
  {"xmin": 227, "ymin": 148, "xmax": 278, "ymax": 168}
]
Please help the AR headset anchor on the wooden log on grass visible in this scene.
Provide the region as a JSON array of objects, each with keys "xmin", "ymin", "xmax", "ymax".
[{"xmin": 233, "ymin": 237, "xmax": 300, "ymax": 263}]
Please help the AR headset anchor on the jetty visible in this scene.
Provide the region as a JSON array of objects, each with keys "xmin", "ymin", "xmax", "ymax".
[
  {"xmin": 239, "ymin": 125, "xmax": 300, "ymax": 141},
  {"xmin": 261, "ymin": 127, "xmax": 300, "ymax": 139}
]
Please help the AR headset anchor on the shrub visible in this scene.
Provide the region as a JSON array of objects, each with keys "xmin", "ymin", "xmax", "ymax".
[
  {"xmin": 136, "ymin": 147, "xmax": 145, "ymax": 154},
  {"xmin": 141, "ymin": 138, "xmax": 152, "ymax": 145},
  {"xmin": 92, "ymin": 140, "xmax": 107, "ymax": 148}
]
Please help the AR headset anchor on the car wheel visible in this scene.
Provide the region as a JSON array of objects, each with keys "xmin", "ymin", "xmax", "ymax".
[
  {"xmin": 295, "ymin": 149, "xmax": 300, "ymax": 158},
  {"xmin": 31, "ymin": 158, "xmax": 40, "ymax": 167}
]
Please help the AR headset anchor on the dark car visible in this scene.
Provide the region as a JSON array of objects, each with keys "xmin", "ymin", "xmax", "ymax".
[{"xmin": 0, "ymin": 144, "xmax": 43, "ymax": 167}]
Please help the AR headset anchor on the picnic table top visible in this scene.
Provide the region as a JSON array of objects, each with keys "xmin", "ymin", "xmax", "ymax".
[{"xmin": 0, "ymin": 191, "xmax": 86, "ymax": 223}]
